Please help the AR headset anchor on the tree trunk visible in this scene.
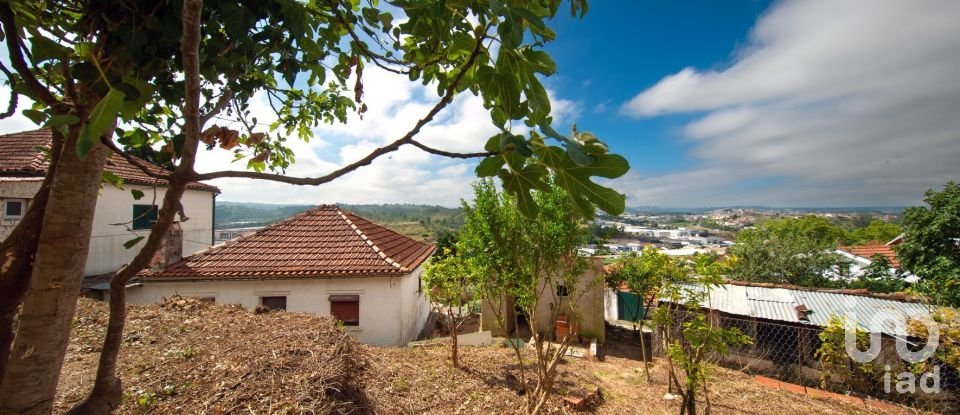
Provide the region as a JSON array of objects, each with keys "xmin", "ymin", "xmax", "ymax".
[
  {"xmin": 0, "ymin": 130, "xmax": 64, "ymax": 378},
  {"xmin": 68, "ymin": 3, "xmax": 205, "ymax": 412},
  {"xmin": 0, "ymin": 130, "xmax": 110, "ymax": 414},
  {"xmin": 638, "ymin": 320, "xmax": 651, "ymax": 382},
  {"xmin": 68, "ymin": 172, "xmax": 190, "ymax": 415},
  {"xmin": 450, "ymin": 316, "xmax": 459, "ymax": 369}
]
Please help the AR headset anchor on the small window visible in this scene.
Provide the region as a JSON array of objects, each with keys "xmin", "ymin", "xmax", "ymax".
[
  {"xmin": 260, "ymin": 296, "xmax": 287, "ymax": 311},
  {"xmin": 132, "ymin": 204, "xmax": 158, "ymax": 230},
  {"xmin": 329, "ymin": 295, "xmax": 360, "ymax": 326},
  {"xmin": 556, "ymin": 285, "xmax": 569, "ymax": 297},
  {"xmin": 4, "ymin": 200, "xmax": 23, "ymax": 218}
]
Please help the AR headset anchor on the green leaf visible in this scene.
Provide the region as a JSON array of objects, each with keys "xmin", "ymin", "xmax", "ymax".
[
  {"xmin": 123, "ymin": 236, "xmax": 145, "ymax": 249},
  {"xmin": 44, "ymin": 114, "xmax": 80, "ymax": 128},
  {"xmin": 131, "ymin": 189, "xmax": 145, "ymax": 200},
  {"xmin": 101, "ymin": 171, "xmax": 124, "ymax": 189},
  {"xmin": 78, "ymin": 88, "xmax": 126, "ymax": 160},
  {"xmin": 30, "ymin": 36, "xmax": 72, "ymax": 63},
  {"xmin": 497, "ymin": 17, "xmax": 522, "ymax": 50},
  {"xmin": 523, "ymin": 50, "xmax": 557, "ymax": 75},
  {"xmin": 22, "ymin": 109, "xmax": 46, "ymax": 125},
  {"xmin": 118, "ymin": 76, "xmax": 156, "ymax": 119},
  {"xmin": 475, "ymin": 156, "xmax": 504, "ymax": 177},
  {"xmin": 526, "ymin": 77, "xmax": 550, "ymax": 119},
  {"xmin": 533, "ymin": 146, "xmax": 629, "ymax": 216}
]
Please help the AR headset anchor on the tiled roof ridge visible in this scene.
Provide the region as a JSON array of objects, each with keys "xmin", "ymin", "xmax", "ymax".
[
  {"xmin": 724, "ymin": 279, "xmax": 928, "ymax": 304},
  {"xmin": 190, "ymin": 205, "xmax": 335, "ymax": 259},
  {"xmin": 336, "ymin": 207, "xmax": 407, "ymax": 272},
  {"xmin": 141, "ymin": 204, "xmax": 435, "ymax": 280},
  {"xmin": 0, "ymin": 128, "xmax": 218, "ymax": 192}
]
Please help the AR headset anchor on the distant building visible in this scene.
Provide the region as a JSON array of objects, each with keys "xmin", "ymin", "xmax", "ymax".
[
  {"xmin": 0, "ymin": 129, "xmax": 218, "ymax": 276},
  {"xmin": 833, "ymin": 237, "xmax": 917, "ymax": 283}
]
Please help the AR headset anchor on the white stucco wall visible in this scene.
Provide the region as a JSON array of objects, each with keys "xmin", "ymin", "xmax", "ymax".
[
  {"xmin": 604, "ymin": 288, "xmax": 618, "ymax": 322},
  {"xmin": 0, "ymin": 178, "xmax": 215, "ymax": 276},
  {"xmin": 0, "ymin": 178, "xmax": 42, "ymax": 240},
  {"xmin": 125, "ymin": 267, "xmax": 429, "ymax": 346},
  {"xmin": 86, "ymin": 185, "xmax": 215, "ymax": 276}
]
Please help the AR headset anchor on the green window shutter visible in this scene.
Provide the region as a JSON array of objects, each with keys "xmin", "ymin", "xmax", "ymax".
[{"xmin": 132, "ymin": 204, "xmax": 158, "ymax": 230}]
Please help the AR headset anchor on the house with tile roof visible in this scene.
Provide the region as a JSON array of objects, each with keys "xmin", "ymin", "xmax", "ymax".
[
  {"xmin": 0, "ymin": 129, "xmax": 219, "ymax": 276},
  {"xmin": 126, "ymin": 205, "xmax": 436, "ymax": 346},
  {"xmin": 834, "ymin": 242, "xmax": 918, "ymax": 283}
]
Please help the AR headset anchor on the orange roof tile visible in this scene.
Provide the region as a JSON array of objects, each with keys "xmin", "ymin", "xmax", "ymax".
[
  {"xmin": 839, "ymin": 244, "xmax": 900, "ymax": 268},
  {"xmin": 142, "ymin": 205, "xmax": 435, "ymax": 280},
  {"xmin": 0, "ymin": 129, "xmax": 218, "ymax": 192}
]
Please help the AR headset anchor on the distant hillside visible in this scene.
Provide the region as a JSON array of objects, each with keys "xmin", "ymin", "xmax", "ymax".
[
  {"xmin": 215, "ymin": 202, "xmax": 462, "ymax": 242},
  {"xmin": 215, "ymin": 201, "xmax": 313, "ymax": 228}
]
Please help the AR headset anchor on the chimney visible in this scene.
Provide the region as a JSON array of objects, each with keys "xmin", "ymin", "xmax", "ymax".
[{"xmin": 150, "ymin": 223, "xmax": 183, "ymax": 271}]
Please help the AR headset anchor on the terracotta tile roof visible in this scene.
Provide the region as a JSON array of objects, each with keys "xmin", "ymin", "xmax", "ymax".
[
  {"xmin": 838, "ymin": 244, "xmax": 900, "ymax": 268},
  {"xmin": 142, "ymin": 205, "xmax": 435, "ymax": 280},
  {"xmin": 0, "ymin": 129, "xmax": 218, "ymax": 192}
]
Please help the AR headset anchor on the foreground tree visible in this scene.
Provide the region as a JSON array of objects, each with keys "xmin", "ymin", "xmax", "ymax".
[
  {"xmin": 653, "ymin": 256, "xmax": 752, "ymax": 415},
  {"xmin": 606, "ymin": 246, "xmax": 682, "ymax": 382},
  {"xmin": 459, "ymin": 179, "xmax": 609, "ymax": 415},
  {"xmin": 422, "ymin": 250, "xmax": 475, "ymax": 369},
  {"xmin": 0, "ymin": 0, "xmax": 631, "ymax": 413},
  {"xmin": 897, "ymin": 181, "xmax": 960, "ymax": 306}
]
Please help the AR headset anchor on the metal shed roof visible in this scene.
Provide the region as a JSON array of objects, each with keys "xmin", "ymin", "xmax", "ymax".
[{"xmin": 663, "ymin": 283, "xmax": 935, "ymax": 337}]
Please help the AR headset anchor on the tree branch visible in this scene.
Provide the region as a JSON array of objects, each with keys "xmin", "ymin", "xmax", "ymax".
[
  {"xmin": 200, "ymin": 89, "xmax": 233, "ymax": 127},
  {"xmin": 324, "ymin": 0, "xmax": 410, "ymax": 75},
  {"xmin": 194, "ymin": 24, "xmax": 490, "ymax": 184},
  {"xmin": 0, "ymin": 61, "xmax": 17, "ymax": 119},
  {"xmin": 408, "ymin": 139, "xmax": 496, "ymax": 159},
  {"xmin": 0, "ymin": 3, "xmax": 61, "ymax": 108},
  {"xmin": 98, "ymin": 137, "xmax": 170, "ymax": 181}
]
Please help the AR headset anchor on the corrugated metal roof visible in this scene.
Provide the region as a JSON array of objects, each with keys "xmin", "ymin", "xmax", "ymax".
[
  {"xmin": 790, "ymin": 289, "xmax": 932, "ymax": 336},
  {"xmin": 663, "ymin": 283, "xmax": 935, "ymax": 336}
]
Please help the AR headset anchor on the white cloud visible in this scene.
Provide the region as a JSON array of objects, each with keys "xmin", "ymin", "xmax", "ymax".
[
  {"xmin": 197, "ymin": 67, "xmax": 577, "ymax": 206},
  {"xmin": 619, "ymin": 0, "xmax": 960, "ymax": 207},
  {"xmin": 0, "ymin": 87, "xmax": 41, "ymax": 133}
]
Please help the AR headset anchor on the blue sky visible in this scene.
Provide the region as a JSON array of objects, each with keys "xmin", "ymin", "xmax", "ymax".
[
  {"xmin": 2, "ymin": 0, "xmax": 957, "ymax": 208},
  {"xmin": 542, "ymin": 1, "xmax": 772, "ymax": 175}
]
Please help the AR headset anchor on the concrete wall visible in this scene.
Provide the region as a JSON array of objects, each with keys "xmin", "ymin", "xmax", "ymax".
[
  {"xmin": 604, "ymin": 288, "xmax": 619, "ymax": 322},
  {"xmin": 480, "ymin": 257, "xmax": 606, "ymax": 343},
  {"xmin": 126, "ymin": 268, "xmax": 429, "ymax": 346},
  {"xmin": 0, "ymin": 179, "xmax": 42, "ymax": 240},
  {"xmin": 1, "ymin": 179, "xmax": 215, "ymax": 276},
  {"xmin": 398, "ymin": 266, "xmax": 431, "ymax": 344},
  {"xmin": 532, "ymin": 257, "xmax": 606, "ymax": 342},
  {"xmin": 87, "ymin": 185, "xmax": 214, "ymax": 276}
]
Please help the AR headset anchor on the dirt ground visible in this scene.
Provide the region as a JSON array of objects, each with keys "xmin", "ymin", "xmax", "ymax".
[{"xmin": 56, "ymin": 299, "xmax": 920, "ymax": 414}]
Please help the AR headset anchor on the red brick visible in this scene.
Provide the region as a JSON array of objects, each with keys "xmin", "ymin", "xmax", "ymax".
[
  {"xmin": 778, "ymin": 382, "xmax": 807, "ymax": 395},
  {"xmin": 755, "ymin": 376, "xmax": 781, "ymax": 390}
]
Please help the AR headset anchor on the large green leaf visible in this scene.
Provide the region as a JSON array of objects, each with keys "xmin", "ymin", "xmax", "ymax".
[
  {"xmin": 526, "ymin": 77, "xmax": 550, "ymax": 120},
  {"xmin": 498, "ymin": 163, "xmax": 550, "ymax": 217},
  {"xmin": 533, "ymin": 146, "xmax": 629, "ymax": 217},
  {"xmin": 78, "ymin": 88, "xmax": 125, "ymax": 160},
  {"xmin": 475, "ymin": 156, "xmax": 504, "ymax": 177},
  {"xmin": 30, "ymin": 36, "xmax": 73, "ymax": 63}
]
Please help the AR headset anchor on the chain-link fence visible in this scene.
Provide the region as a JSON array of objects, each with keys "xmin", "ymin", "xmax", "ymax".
[{"xmin": 651, "ymin": 310, "xmax": 959, "ymax": 414}]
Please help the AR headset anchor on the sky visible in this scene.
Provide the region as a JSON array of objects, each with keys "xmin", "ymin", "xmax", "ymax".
[{"xmin": 1, "ymin": 0, "xmax": 958, "ymax": 208}]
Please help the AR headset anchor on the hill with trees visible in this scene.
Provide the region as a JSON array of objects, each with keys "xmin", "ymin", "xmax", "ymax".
[{"xmin": 216, "ymin": 202, "xmax": 463, "ymax": 242}]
